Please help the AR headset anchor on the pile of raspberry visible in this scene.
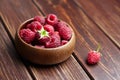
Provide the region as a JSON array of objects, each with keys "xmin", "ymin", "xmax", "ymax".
[{"xmin": 19, "ymin": 14, "xmax": 72, "ymax": 48}]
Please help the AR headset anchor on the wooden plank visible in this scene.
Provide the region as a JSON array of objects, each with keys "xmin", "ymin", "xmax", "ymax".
[
  {"xmin": 0, "ymin": 20, "xmax": 32, "ymax": 80},
  {"xmin": 30, "ymin": 56, "xmax": 89, "ymax": 80},
  {"xmin": 0, "ymin": 0, "xmax": 90, "ymax": 80},
  {"xmin": 33, "ymin": 0, "xmax": 120, "ymax": 80},
  {"xmin": 74, "ymin": 0, "xmax": 120, "ymax": 48}
]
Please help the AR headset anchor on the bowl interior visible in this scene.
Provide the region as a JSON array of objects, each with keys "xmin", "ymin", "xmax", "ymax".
[{"xmin": 17, "ymin": 18, "xmax": 75, "ymax": 50}]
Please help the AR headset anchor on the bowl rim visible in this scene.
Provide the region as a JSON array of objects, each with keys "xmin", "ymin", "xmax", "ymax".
[{"xmin": 17, "ymin": 18, "xmax": 75, "ymax": 50}]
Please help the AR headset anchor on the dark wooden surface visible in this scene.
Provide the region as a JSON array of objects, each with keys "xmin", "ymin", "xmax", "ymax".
[{"xmin": 0, "ymin": 0, "xmax": 120, "ymax": 80}]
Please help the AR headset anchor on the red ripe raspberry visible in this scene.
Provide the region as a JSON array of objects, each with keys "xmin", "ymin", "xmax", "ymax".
[
  {"xmin": 55, "ymin": 21, "xmax": 66, "ymax": 31},
  {"xmin": 27, "ymin": 21, "xmax": 42, "ymax": 32},
  {"xmin": 87, "ymin": 51, "xmax": 101, "ymax": 64},
  {"xmin": 46, "ymin": 14, "xmax": 58, "ymax": 25},
  {"xmin": 58, "ymin": 24, "xmax": 72, "ymax": 40},
  {"xmin": 34, "ymin": 16, "xmax": 45, "ymax": 25},
  {"xmin": 38, "ymin": 36, "xmax": 50, "ymax": 45},
  {"xmin": 87, "ymin": 45, "xmax": 101, "ymax": 65},
  {"xmin": 44, "ymin": 24, "xmax": 54, "ymax": 36},
  {"xmin": 31, "ymin": 32, "xmax": 41, "ymax": 46},
  {"xmin": 45, "ymin": 32, "xmax": 61, "ymax": 48},
  {"xmin": 35, "ymin": 32, "xmax": 41, "ymax": 40},
  {"xmin": 19, "ymin": 29, "xmax": 35, "ymax": 43}
]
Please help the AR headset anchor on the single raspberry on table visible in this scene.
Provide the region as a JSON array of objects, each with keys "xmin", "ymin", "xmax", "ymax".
[
  {"xmin": 87, "ymin": 45, "xmax": 101, "ymax": 65},
  {"xmin": 44, "ymin": 24, "xmax": 54, "ymax": 36},
  {"xmin": 19, "ymin": 29, "xmax": 35, "ymax": 44},
  {"xmin": 45, "ymin": 31, "xmax": 61, "ymax": 48},
  {"xmin": 46, "ymin": 14, "xmax": 58, "ymax": 25},
  {"xmin": 27, "ymin": 21, "xmax": 42, "ymax": 32},
  {"xmin": 34, "ymin": 16, "xmax": 45, "ymax": 25}
]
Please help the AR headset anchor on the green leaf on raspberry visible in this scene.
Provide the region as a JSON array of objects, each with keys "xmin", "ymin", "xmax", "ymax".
[{"xmin": 38, "ymin": 27, "xmax": 49, "ymax": 39}]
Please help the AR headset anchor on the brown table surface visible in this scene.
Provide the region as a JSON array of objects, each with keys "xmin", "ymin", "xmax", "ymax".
[{"xmin": 0, "ymin": 0, "xmax": 120, "ymax": 80}]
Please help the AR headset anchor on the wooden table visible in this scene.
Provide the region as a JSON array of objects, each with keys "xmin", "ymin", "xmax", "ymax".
[{"xmin": 0, "ymin": 0, "xmax": 120, "ymax": 80}]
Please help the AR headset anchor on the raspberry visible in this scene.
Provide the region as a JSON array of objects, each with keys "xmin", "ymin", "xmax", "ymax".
[
  {"xmin": 55, "ymin": 21, "xmax": 66, "ymax": 31},
  {"xmin": 61, "ymin": 40, "xmax": 68, "ymax": 45},
  {"xmin": 45, "ymin": 32, "xmax": 61, "ymax": 48},
  {"xmin": 38, "ymin": 36, "xmax": 50, "ymax": 45},
  {"xmin": 87, "ymin": 45, "xmax": 101, "ymax": 65},
  {"xmin": 35, "ymin": 32, "xmax": 41, "ymax": 40},
  {"xmin": 58, "ymin": 24, "xmax": 72, "ymax": 40},
  {"xmin": 19, "ymin": 29, "xmax": 35, "ymax": 43},
  {"xmin": 46, "ymin": 14, "xmax": 58, "ymax": 25},
  {"xmin": 87, "ymin": 51, "xmax": 101, "ymax": 64},
  {"xmin": 31, "ymin": 32, "xmax": 41, "ymax": 45},
  {"xmin": 34, "ymin": 16, "xmax": 45, "ymax": 25},
  {"xmin": 27, "ymin": 21, "xmax": 42, "ymax": 32},
  {"xmin": 44, "ymin": 24, "xmax": 54, "ymax": 36}
]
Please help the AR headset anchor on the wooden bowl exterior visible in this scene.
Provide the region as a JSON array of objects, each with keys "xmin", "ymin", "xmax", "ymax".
[{"xmin": 15, "ymin": 18, "xmax": 76, "ymax": 65}]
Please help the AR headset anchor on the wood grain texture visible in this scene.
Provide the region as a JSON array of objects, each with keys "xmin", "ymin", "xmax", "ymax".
[
  {"xmin": 0, "ymin": 0, "xmax": 90, "ymax": 80},
  {"xmin": 34, "ymin": 0, "xmax": 120, "ymax": 80},
  {"xmin": 74, "ymin": 0, "xmax": 120, "ymax": 48},
  {"xmin": 30, "ymin": 56, "xmax": 89, "ymax": 80},
  {"xmin": 0, "ymin": 0, "xmax": 41, "ymax": 39},
  {"xmin": 0, "ymin": 20, "xmax": 32, "ymax": 80}
]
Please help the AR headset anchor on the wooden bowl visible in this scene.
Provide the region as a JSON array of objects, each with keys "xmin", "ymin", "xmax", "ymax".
[{"xmin": 15, "ymin": 18, "xmax": 76, "ymax": 65}]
